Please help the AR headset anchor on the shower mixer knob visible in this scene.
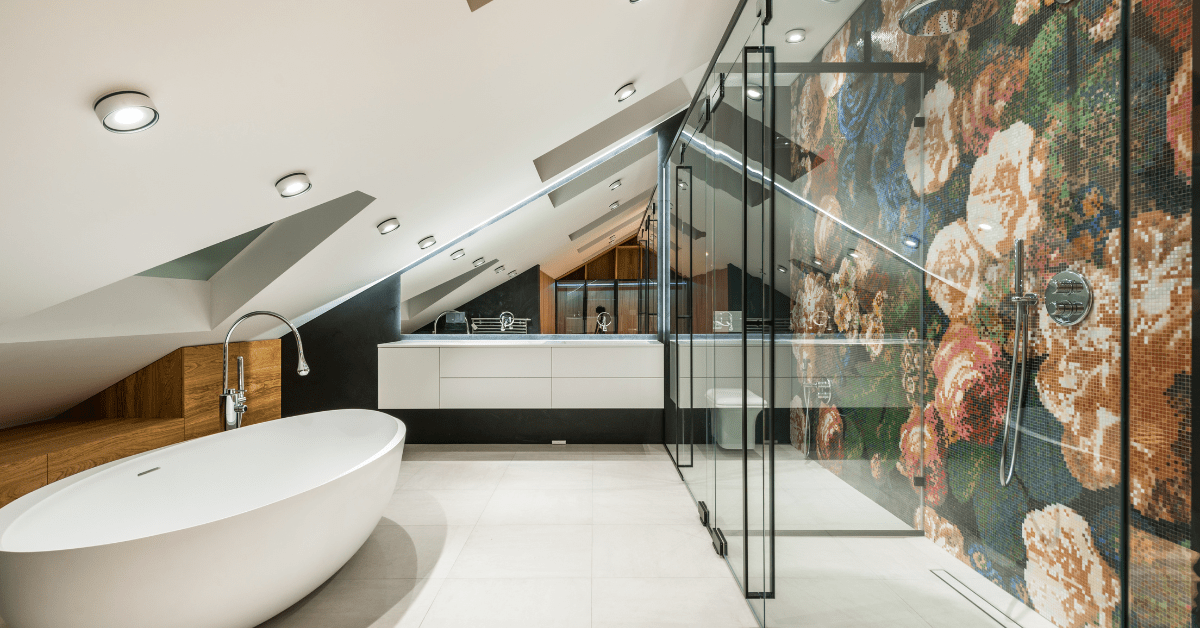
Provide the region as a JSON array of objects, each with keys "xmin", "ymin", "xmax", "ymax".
[
  {"xmin": 1043, "ymin": 270, "xmax": 1092, "ymax": 326},
  {"xmin": 1050, "ymin": 279, "xmax": 1084, "ymax": 294}
]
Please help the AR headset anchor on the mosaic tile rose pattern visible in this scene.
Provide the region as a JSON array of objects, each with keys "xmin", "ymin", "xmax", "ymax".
[{"xmin": 785, "ymin": 0, "xmax": 1193, "ymax": 625}]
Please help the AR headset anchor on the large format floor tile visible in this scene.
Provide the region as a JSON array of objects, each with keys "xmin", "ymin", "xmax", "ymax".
[
  {"xmin": 448, "ymin": 524, "xmax": 592, "ymax": 578},
  {"xmin": 592, "ymin": 578, "xmax": 759, "ymax": 628},
  {"xmin": 419, "ymin": 578, "xmax": 591, "ymax": 628},
  {"xmin": 592, "ymin": 524, "xmax": 729, "ymax": 578},
  {"xmin": 382, "ymin": 489, "xmax": 493, "ymax": 526},
  {"xmin": 477, "ymin": 488, "xmax": 593, "ymax": 525}
]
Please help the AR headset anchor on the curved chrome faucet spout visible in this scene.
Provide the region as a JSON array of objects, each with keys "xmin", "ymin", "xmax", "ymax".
[{"xmin": 220, "ymin": 311, "xmax": 309, "ymax": 430}]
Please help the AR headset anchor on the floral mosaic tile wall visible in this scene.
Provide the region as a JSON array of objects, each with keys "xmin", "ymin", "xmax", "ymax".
[{"xmin": 786, "ymin": 0, "xmax": 1193, "ymax": 625}]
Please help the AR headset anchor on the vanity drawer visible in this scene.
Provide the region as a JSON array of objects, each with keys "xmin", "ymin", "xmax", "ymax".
[
  {"xmin": 440, "ymin": 347, "xmax": 552, "ymax": 378},
  {"xmin": 440, "ymin": 377, "xmax": 552, "ymax": 409}
]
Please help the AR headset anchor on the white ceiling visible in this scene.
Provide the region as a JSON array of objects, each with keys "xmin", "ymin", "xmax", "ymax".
[{"xmin": 0, "ymin": 0, "xmax": 865, "ymax": 428}]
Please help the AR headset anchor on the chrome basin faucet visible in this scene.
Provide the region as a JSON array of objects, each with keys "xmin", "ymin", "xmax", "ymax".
[{"xmin": 220, "ymin": 311, "xmax": 310, "ymax": 430}]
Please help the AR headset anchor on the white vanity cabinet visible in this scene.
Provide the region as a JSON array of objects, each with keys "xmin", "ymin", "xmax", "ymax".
[{"xmin": 378, "ymin": 339, "xmax": 663, "ymax": 410}]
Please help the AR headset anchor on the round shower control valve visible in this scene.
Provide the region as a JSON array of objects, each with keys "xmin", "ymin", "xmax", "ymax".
[{"xmin": 1043, "ymin": 270, "xmax": 1092, "ymax": 326}]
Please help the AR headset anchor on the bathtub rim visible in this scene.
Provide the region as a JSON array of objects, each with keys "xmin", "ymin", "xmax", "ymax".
[{"xmin": 0, "ymin": 409, "xmax": 405, "ymax": 554}]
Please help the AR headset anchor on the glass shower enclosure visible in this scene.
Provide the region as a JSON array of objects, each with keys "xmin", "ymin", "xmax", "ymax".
[{"xmin": 661, "ymin": 0, "xmax": 1194, "ymax": 626}]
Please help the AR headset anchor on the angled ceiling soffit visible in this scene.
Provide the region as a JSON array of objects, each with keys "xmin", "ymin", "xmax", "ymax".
[
  {"xmin": 137, "ymin": 224, "xmax": 271, "ymax": 281},
  {"xmin": 547, "ymin": 136, "xmax": 657, "ymax": 208},
  {"xmin": 402, "ymin": 259, "xmax": 499, "ymax": 321},
  {"xmin": 568, "ymin": 189, "xmax": 654, "ymax": 242},
  {"xmin": 533, "ymin": 79, "xmax": 690, "ymax": 183},
  {"xmin": 209, "ymin": 190, "xmax": 375, "ymax": 325},
  {"xmin": 577, "ymin": 213, "xmax": 645, "ymax": 254}
]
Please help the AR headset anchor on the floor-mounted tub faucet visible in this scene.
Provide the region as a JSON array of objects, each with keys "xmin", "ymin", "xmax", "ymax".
[{"xmin": 220, "ymin": 311, "xmax": 310, "ymax": 430}]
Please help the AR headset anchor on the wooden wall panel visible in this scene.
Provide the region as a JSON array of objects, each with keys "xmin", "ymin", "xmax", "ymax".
[
  {"xmin": 539, "ymin": 271, "xmax": 556, "ymax": 334},
  {"xmin": 616, "ymin": 246, "xmax": 642, "ymax": 280},
  {"xmin": 48, "ymin": 418, "xmax": 185, "ymax": 482},
  {"xmin": 0, "ymin": 338, "xmax": 280, "ymax": 504},
  {"xmin": 0, "ymin": 455, "xmax": 48, "ymax": 507},
  {"xmin": 585, "ymin": 250, "xmax": 616, "ymax": 281},
  {"xmin": 183, "ymin": 339, "xmax": 282, "ymax": 439},
  {"xmin": 59, "ymin": 348, "xmax": 183, "ymax": 420}
]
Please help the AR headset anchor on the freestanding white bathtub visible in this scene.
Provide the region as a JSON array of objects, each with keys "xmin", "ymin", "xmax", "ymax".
[{"xmin": 0, "ymin": 409, "xmax": 405, "ymax": 628}]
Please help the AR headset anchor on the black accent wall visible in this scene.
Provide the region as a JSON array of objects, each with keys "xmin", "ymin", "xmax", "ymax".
[
  {"xmin": 282, "ymin": 273, "xmax": 401, "ymax": 416},
  {"xmin": 411, "ymin": 266, "xmax": 543, "ymax": 333}
]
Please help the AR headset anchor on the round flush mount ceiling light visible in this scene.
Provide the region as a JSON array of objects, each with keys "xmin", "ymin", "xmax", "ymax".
[
  {"xmin": 746, "ymin": 85, "xmax": 764, "ymax": 101},
  {"xmin": 472, "ymin": 257, "xmax": 486, "ymax": 267},
  {"xmin": 609, "ymin": 179, "xmax": 622, "ymax": 191},
  {"xmin": 609, "ymin": 201, "xmax": 620, "ymax": 210},
  {"xmin": 275, "ymin": 173, "xmax": 312, "ymax": 198},
  {"xmin": 615, "ymin": 83, "xmax": 636, "ymax": 102},
  {"xmin": 785, "ymin": 29, "xmax": 807, "ymax": 43},
  {"xmin": 377, "ymin": 218, "xmax": 400, "ymax": 235},
  {"xmin": 494, "ymin": 265, "xmax": 506, "ymax": 274},
  {"xmin": 418, "ymin": 236, "xmax": 436, "ymax": 249},
  {"xmin": 450, "ymin": 249, "xmax": 466, "ymax": 260},
  {"xmin": 94, "ymin": 91, "xmax": 160, "ymax": 133}
]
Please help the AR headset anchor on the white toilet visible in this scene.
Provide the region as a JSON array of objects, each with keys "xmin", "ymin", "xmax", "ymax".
[{"xmin": 706, "ymin": 388, "xmax": 765, "ymax": 450}]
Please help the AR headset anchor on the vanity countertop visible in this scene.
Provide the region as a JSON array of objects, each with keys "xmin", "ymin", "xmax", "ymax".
[{"xmin": 378, "ymin": 334, "xmax": 661, "ymax": 348}]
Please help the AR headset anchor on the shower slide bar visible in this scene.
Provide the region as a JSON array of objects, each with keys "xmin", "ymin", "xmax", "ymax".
[{"xmin": 1000, "ymin": 239, "xmax": 1038, "ymax": 487}]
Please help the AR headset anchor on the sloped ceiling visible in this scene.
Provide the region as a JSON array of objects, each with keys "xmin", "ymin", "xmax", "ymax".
[{"xmin": 0, "ymin": 0, "xmax": 744, "ymax": 428}]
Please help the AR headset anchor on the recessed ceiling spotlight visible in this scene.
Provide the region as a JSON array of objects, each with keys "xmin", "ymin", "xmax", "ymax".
[
  {"xmin": 615, "ymin": 83, "xmax": 636, "ymax": 102},
  {"xmin": 609, "ymin": 201, "xmax": 620, "ymax": 210},
  {"xmin": 508, "ymin": 270, "xmax": 518, "ymax": 278},
  {"xmin": 377, "ymin": 218, "xmax": 400, "ymax": 235},
  {"xmin": 494, "ymin": 265, "xmax": 506, "ymax": 274},
  {"xmin": 94, "ymin": 91, "xmax": 159, "ymax": 133},
  {"xmin": 418, "ymin": 236, "xmax": 436, "ymax": 249},
  {"xmin": 450, "ymin": 249, "xmax": 465, "ymax": 260},
  {"xmin": 813, "ymin": 257, "xmax": 823, "ymax": 266},
  {"xmin": 746, "ymin": 85, "xmax": 764, "ymax": 101},
  {"xmin": 978, "ymin": 223, "xmax": 993, "ymax": 231},
  {"xmin": 473, "ymin": 257, "xmax": 486, "ymax": 267},
  {"xmin": 848, "ymin": 249, "xmax": 860, "ymax": 258},
  {"xmin": 777, "ymin": 265, "xmax": 787, "ymax": 273},
  {"xmin": 275, "ymin": 173, "xmax": 312, "ymax": 198},
  {"xmin": 821, "ymin": 0, "xmax": 839, "ymax": 4},
  {"xmin": 609, "ymin": 179, "xmax": 622, "ymax": 190},
  {"xmin": 903, "ymin": 235, "xmax": 920, "ymax": 248},
  {"xmin": 678, "ymin": 180, "xmax": 689, "ymax": 190},
  {"xmin": 785, "ymin": 29, "xmax": 807, "ymax": 43}
]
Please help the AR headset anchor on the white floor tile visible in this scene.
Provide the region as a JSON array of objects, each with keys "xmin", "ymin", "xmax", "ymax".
[
  {"xmin": 337, "ymin": 524, "xmax": 472, "ymax": 580},
  {"xmin": 593, "ymin": 487, "xmax": 698, "ymax": 524},
  {"xmin": 255, "ymin": 577, "xmax": 444, "ymax": 628},
  {"xmin": 592, "ymin": 578, "xmax": 759, "ymax": 628},
  {"xmin": 495, "ymin": 461, "xmax": 593, "ymax": 489},
  {"xmin": 592, "ymin": 524, "xmax": 729, "ymax": 578},
  {"xmin": 448, "ymin": 524, "xmax": 592, "ymax": 578},
  {"xmin": 766, "ymin": 578, "xmax": 931, "ymax": 628},
  {"xmin": 396, "ymin": 461, "xmax": 510, "ymax": 490},
  {"xmin": 477, "ymin": 489, "xmax": 593, "ymax": 525},
  {"xmin": 419, "ymin": 578, "xmax": 591, "ymax": 628},
  {"xmin": 592, "ymin": 460, "xmax": 682, "ymax": 489},
  {"xmin": 382, "ymin": 490, "xmax": 492, "ymax": 525}
]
